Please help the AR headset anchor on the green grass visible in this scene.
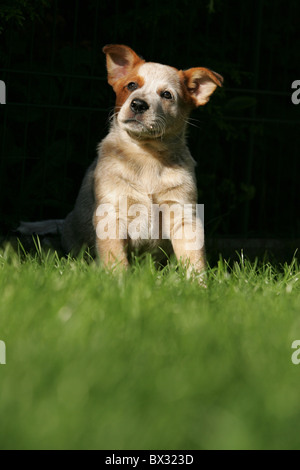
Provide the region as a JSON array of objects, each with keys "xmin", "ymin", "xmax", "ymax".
[{"xmin": 0, "ymin": 243, "xmax": 300, "ymax": 450}]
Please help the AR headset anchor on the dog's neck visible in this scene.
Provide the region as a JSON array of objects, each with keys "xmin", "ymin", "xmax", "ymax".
[{"xmin": 107, "ymin": 119, "xmax": 190, "ymax": 165}]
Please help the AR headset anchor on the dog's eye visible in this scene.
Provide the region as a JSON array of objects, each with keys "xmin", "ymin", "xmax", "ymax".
[
  {"xmin": 127, "ymin": 82, "xmax": 139, "ymax": 91},
  {"xmin": 161, "ymin": 91, "xmax": 173, "ymax": 100}
]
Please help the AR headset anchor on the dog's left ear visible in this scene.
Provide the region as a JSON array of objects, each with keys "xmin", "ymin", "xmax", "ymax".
[
  {"xmin": 102, "ymin": 44, "xmax": 144, "ymax": 86},
  {"xmin": 182, "ymin": 67, "xmax": 223, "ymax": 106}
]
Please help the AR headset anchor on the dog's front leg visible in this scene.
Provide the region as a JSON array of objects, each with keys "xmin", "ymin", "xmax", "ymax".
[
  {"xmin": 170, "ymin": 212, "xmax": 206, "ymax": 283},
  {"xmin": 94, "ymin": 207, "xmax": 129, "ymax": 269},
  {"xmin": 96, "ymin": 238, "xmax": 129, "ymax": 269},
  {"xmin": 172, "ymin": 238, "xmax": 206, "ymax": 276}
]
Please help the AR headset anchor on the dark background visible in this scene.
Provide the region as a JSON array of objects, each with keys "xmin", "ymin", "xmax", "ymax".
[{"xmin": 0, "ymin": 0, "xmax": 299, "ymax": 244}]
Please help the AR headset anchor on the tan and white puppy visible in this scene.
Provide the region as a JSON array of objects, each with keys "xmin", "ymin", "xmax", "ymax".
[{"xmin": 20, "ymin": 45, "xmax": 223, "ymax": 276}]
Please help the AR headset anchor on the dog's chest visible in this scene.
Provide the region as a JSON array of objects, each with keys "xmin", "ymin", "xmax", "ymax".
[
  {"xmin": 137, "ymin": 162, "xmax": 166, "ymax": 194},
  {"xmin": 125, "ymin": 160, "xmax": 188, "ymax": 202},
  {"xmin": 97, "ymin": 137, "xmax": 196, "ymax": 207}
]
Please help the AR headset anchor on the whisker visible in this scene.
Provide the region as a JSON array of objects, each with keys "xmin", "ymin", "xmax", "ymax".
[
  {"xmin": 107, "ymin": 106, "xmax": 121, "ymax": 123},
  {"xmin": 185, "ymin": 119, "xmax": 201, "ymax": 129},
  {"xmin": 178, "ymin": 111, "xmax": 202, "ymax": 130},
  {"xmin": 187, "ymin": 116, "xmax": 202, "ymax": 124}
]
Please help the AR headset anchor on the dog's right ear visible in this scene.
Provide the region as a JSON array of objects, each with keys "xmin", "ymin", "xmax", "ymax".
[{"xmin": 102, "ymin": 45, "xmax": 145, "ymax": 86}]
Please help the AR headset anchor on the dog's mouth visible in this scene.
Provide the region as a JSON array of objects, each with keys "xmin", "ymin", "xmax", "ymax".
[{"xmin": 122, "ymin": 118, "xmax": 164, "ymax": 139}]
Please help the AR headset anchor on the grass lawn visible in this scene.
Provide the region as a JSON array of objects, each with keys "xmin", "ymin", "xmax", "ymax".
[{"xmin": 0, "ymin": 243, "xmax": 300, "ymax": 450}]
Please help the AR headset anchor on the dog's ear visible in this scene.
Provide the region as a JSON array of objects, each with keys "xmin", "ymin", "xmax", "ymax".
[
  {"xmin": 102, "ymin": 44, "xmax": 145, "ymax": 86},
  {"xmin": 181, "ymin": 67, "xmax": 223, "ymax": 106}
]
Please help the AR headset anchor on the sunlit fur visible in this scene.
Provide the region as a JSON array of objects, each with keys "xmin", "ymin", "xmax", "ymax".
[{"xmin": 60, "ymin": 45, "xmax": 223, "ymax": 279}]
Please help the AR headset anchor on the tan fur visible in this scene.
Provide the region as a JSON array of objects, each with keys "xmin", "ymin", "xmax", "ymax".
[{"xmin": 60, "ymin": 45, "xmax": 223, "ymax": 279}]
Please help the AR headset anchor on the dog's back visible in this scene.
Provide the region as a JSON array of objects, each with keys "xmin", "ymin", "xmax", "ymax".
[{"xmin": 61, "ymin": 159, "xmax": 97, "ymax": 255}]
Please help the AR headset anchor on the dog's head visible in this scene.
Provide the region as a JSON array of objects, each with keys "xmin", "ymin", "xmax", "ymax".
[{"xmin": 103, "ymin": 44, "xmax": 223, "ymax": 140}]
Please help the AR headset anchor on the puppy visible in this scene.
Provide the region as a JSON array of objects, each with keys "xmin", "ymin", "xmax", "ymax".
[{"xmin": 19, "ymin": 45, "xmax": 223, "ymax": 277}]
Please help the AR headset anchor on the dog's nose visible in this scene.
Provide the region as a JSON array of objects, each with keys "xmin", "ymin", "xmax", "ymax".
[{"xmin": 130, "ymin": 99, "xmax": 149, "ymax": 114}]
